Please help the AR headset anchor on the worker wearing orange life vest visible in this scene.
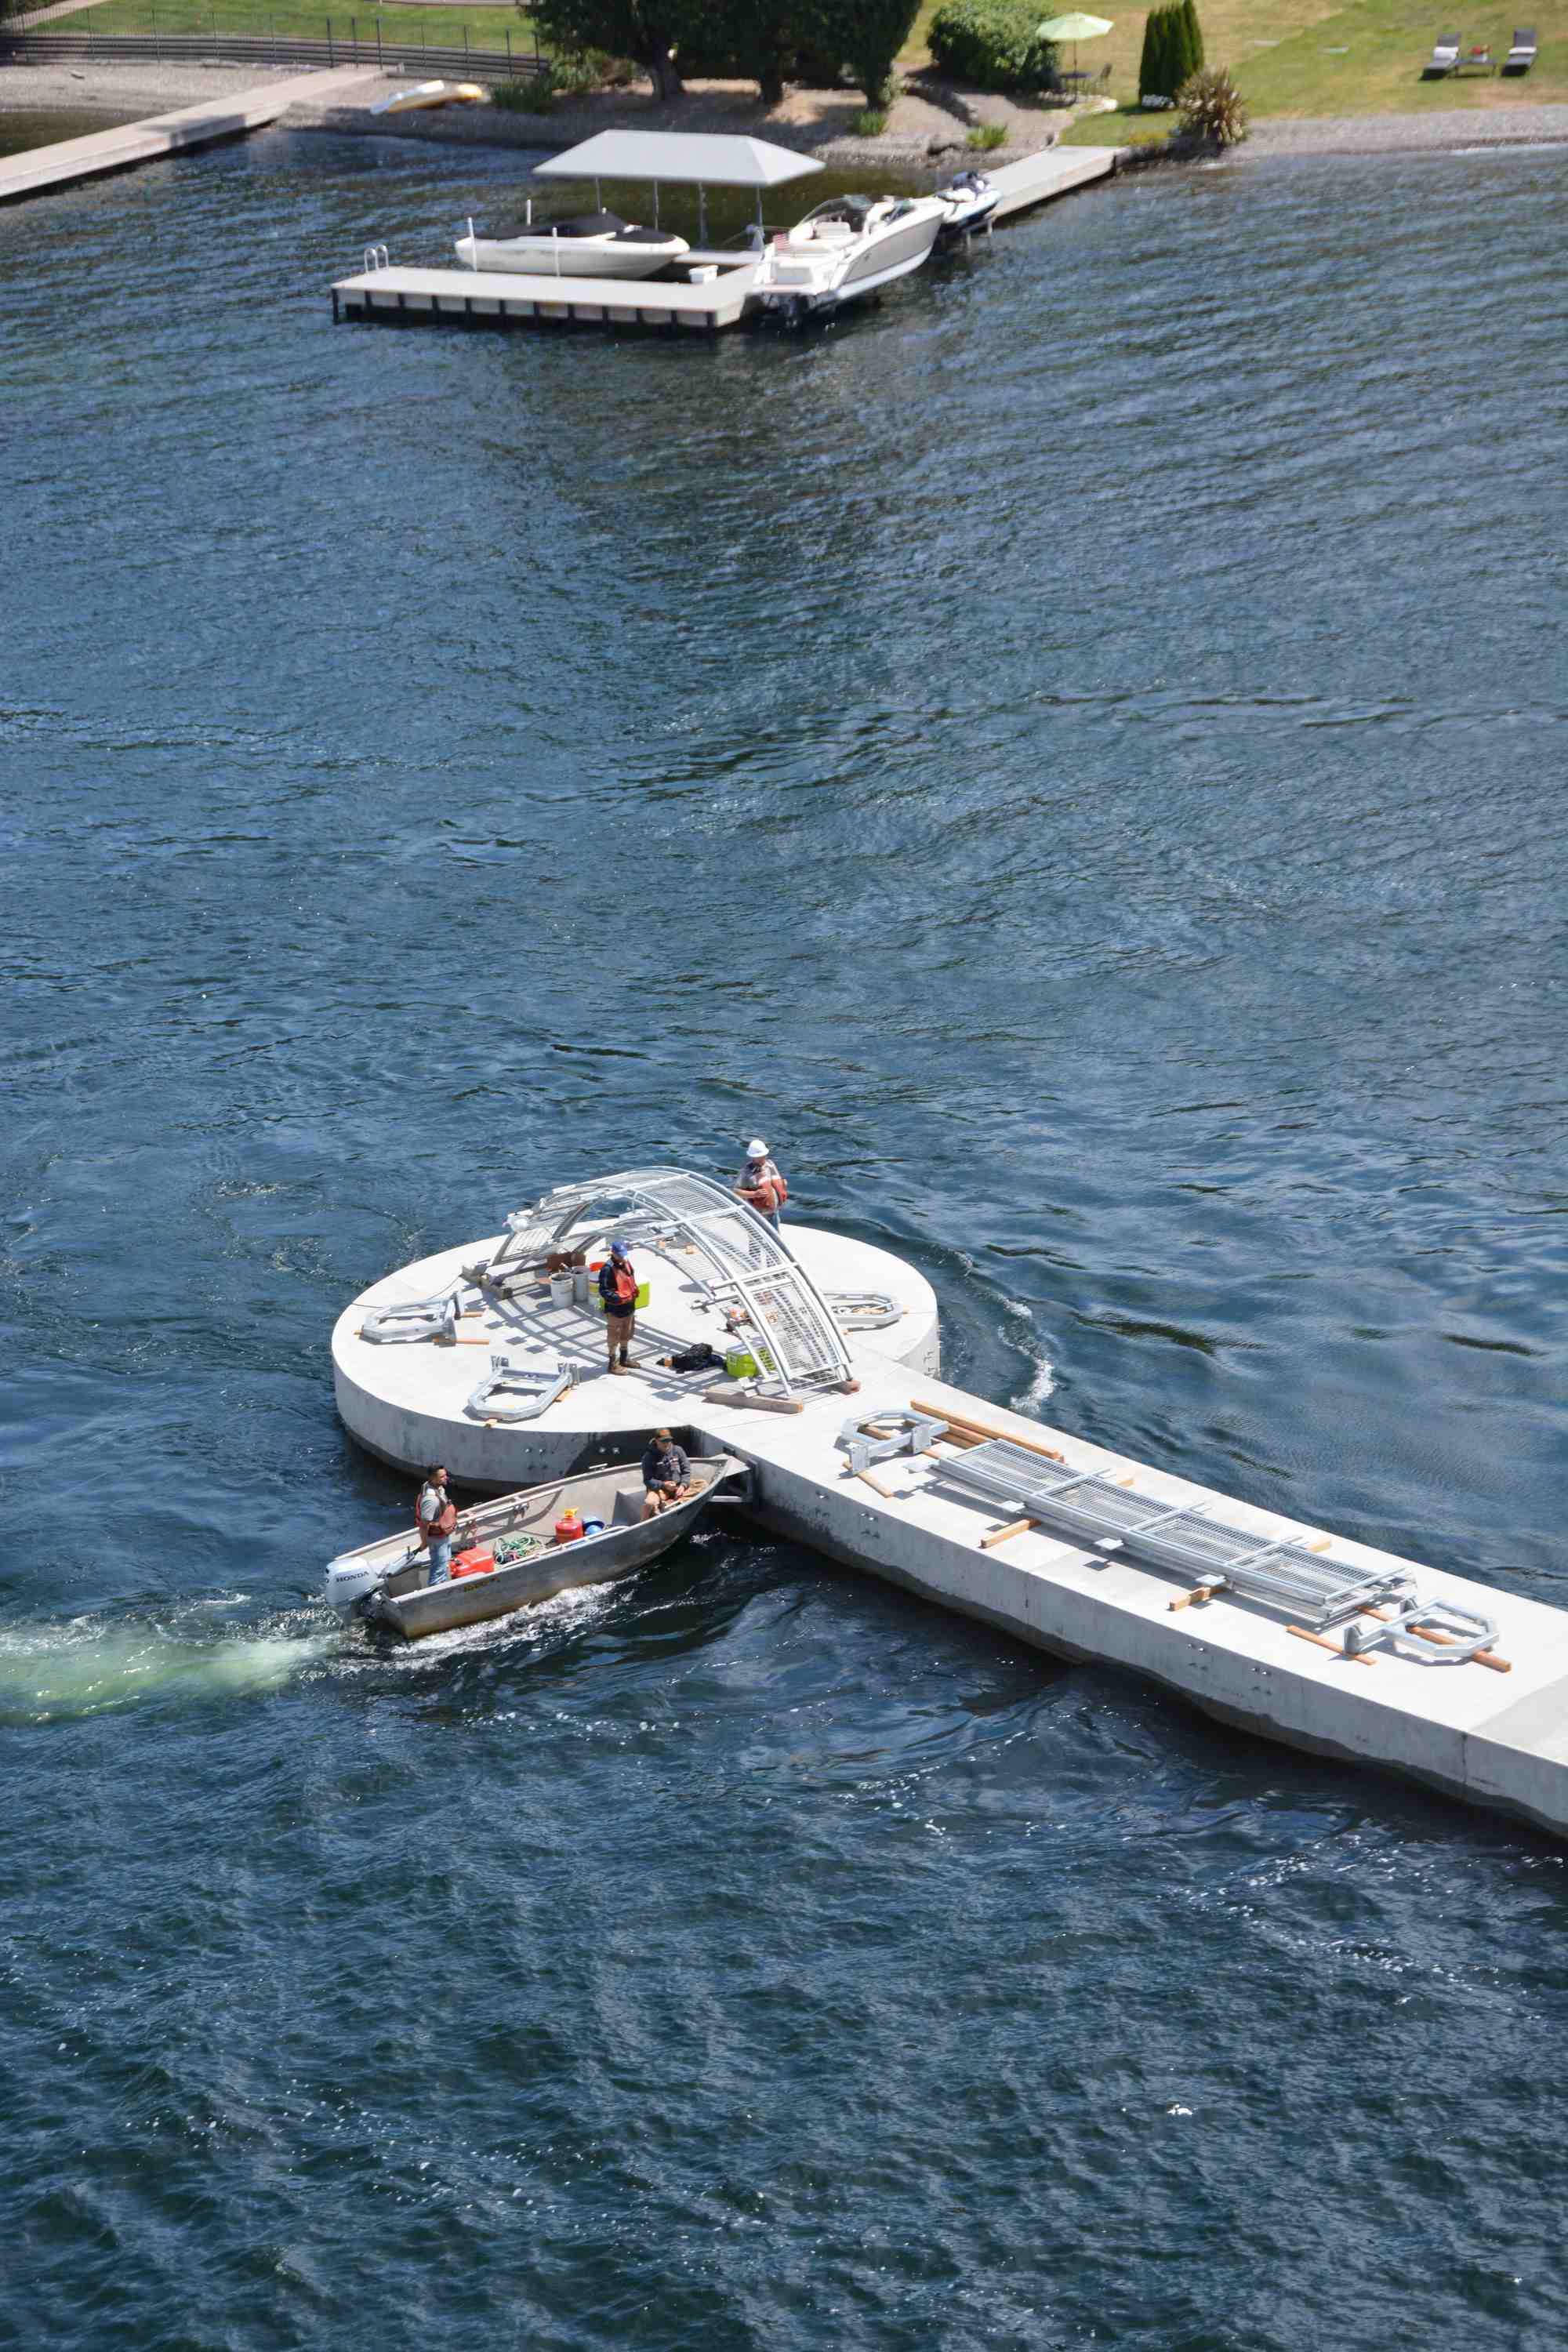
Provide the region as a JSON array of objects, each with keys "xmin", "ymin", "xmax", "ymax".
[
  {"xmin": 416, "ymin": 1463, "xmax": 459, "ymax": 1584},
  {"xmin": 736, "ymin": 1138, "xmax": 787, "ymax": 1233},
  {"xmin": 598, "ymin": 1240, "xmax": 638, "ymax": 1374}
]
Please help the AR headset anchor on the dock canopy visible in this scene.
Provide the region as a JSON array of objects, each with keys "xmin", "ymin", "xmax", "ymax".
[
  {"xmin": 534, "ymin": 132, "xmax": 824, "ymax": 189},
  {"xmin": 482, "ymin": 1166, "xmax": 853, "ymax": 1397}
]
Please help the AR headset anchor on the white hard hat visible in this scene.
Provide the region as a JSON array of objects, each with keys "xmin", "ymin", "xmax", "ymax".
[{"xmin": 746, "ymin": 1138, "xmax": 768, "ymax": 1159}]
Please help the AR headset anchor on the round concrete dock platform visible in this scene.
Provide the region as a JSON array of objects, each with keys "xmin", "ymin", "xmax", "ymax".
[{"xmin": 333, "ymin": 1222, "xmax": 939, "ymax": 1488}]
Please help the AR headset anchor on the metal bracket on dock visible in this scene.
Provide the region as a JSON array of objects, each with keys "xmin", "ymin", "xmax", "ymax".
[
  {"xmin": 361, "ymin": 1290, "xmax": 460, "ymax": 1343},
  {"xmin": 1343, "ymin": 1595, "xmax": 1499, "ymax": 1666},
  {"xmin": 465, "ymin": 1356, "xmax": 572, "ymax": 1424},
  {"xmin": 838, "ymin": 1410, "xmax": 948, "ymax": 1479},
  {"xmin": 826, "ymin": 1290, "xmax": 902, "ymax": 1331}
]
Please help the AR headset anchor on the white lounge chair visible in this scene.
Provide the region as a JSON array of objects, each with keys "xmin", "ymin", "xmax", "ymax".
[
  {"xmin": 1422, "ymin": 32, "xmax": 1462, "ymax": 74},
  {"xmin": 1504, "ymin": 25, "xmax": 1537, "ymax": 71}
]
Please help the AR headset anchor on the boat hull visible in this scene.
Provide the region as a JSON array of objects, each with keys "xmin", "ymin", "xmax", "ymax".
[
  {"xmin": 326, "ymin": 1454, "xmax": 744, "ymax": 1641},
  {"xmin": 456, "ymin": 235, "xmax": 687, "ymax": 283},
  {"xmin": 756, "ymin": 203, "xmax": 946, "ymax": 316}
]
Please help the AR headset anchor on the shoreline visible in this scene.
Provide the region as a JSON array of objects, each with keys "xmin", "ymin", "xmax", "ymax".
[{"xmin": 4, "ymin": 64, "xmax": 1568, "ymax": 168}]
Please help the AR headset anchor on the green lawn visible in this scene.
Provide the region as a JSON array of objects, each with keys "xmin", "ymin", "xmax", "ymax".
[
  {"xmin": 906, "ymin": 0, "xmax": 1568, "ymax": 117},
  {"xmin": 74, "ymin": 0, "xmax": 543, "ymax": 54}
]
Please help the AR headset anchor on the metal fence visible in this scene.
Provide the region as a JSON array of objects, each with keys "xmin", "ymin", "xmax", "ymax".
[{"xmin": 0, "ymin": 22, "xmax": 546, "ymax": 74}]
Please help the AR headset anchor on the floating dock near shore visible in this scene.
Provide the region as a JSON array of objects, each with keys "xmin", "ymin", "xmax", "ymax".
[
  {"xmin": 332, "ymin": 1170, "xmax": 1568, "ymax": 1842},
  {"xmin": 0, "ymin": 64, "xmax": 376, "ymax": 205},
  {"xmin": 329, "ymin": 142, "xmax": 1119, "ymax": 333}
]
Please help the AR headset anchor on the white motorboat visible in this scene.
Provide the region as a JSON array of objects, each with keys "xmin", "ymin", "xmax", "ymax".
[
  {"xmin": 933, "ymin": 169, "xmax": 1000, "ymax": 240},
  {"xmin": 752, "ymin": 193, "xmax": 947, "ymax": 317},
  {"xmin": 455, "ymin": 209, "xmax": 690, "ymax": 281}
]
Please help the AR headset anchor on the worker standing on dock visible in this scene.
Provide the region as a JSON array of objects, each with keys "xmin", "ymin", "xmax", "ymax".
[
  {"xmin": 736, "ymin": 1139, "xmax": 787, "ymax": 1232},
  {"xmin": 600, "ymin": 1240, "xmax": 639, "ymax": 1374},
  {"xmin": 416, "ymin": 1464, "xmax": 458, "ymax": 1583}
]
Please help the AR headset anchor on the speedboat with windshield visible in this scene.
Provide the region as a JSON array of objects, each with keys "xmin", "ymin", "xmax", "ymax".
[
  {"xmin": 751, "ymin": 192, "xmax": 947, "ymax": 317},
  {"xmin": 932, "ymin": 169, "xmax": 1000, "ymax": 240},
  {"xmin": 455, "ymin": 210, "xmax": 690, "ymax": 281}
]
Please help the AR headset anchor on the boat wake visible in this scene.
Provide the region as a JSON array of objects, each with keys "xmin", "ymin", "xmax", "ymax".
[
  {"xmin": 0, "ymin": 1607, "xmax": 339, "ymax": 1724},
  {"xmin": 1001, "ymin": 1296, "xmax": 1057, "ymax": 1411},
  {"xmin": 328, "ymin": 1575, "xmax": 621, "ymax": 1676}
]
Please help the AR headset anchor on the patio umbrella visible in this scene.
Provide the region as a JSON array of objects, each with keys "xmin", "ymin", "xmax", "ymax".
[{"xmin": 1036, "ymin": 11, "xmax": 1113, "ymax": 82}]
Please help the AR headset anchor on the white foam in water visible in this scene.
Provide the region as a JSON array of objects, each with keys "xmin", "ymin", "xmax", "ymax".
[
  {"xmin": 328, "ymin": 1577, "xmax": 619, "ymax": 1675},
  {"xmin": 0, "ymin": 1616, "xmax": 339, "ymax": 1722},
  {"xmin": 1001, "ymin": 1297, "xmax": 1057, "ymax": 1411}
]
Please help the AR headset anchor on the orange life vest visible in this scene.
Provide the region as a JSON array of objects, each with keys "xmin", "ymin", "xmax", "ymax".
[
  {"xmin": 607, "ymin": 1260, "xmax": 637, "ymax": 1307},
  {"xmin": 419, "ymin": 1484, "xmax": 457, "ymax": 1544}
]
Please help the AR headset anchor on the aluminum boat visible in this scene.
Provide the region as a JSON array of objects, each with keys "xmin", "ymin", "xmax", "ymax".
[
  {"xmin": 752, "ymin": 193, "xmax": 947, "ymax": 316},
  {"xmin": 324, "ymin": 1452, "xmax": 747, "ymax": 1640},
  {"xmin": 455, "ymin": 209, "xmax": 690, "ymax": 281}
]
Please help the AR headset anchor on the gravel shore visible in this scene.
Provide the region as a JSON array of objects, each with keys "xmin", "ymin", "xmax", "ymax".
[
  {"xmin": 1245, "ymin": 103, "xmax": 1568, "ymax": 155},
  {"xmin": 5, "ymin": 63, "xmax": 1567, "ymax": 162}
]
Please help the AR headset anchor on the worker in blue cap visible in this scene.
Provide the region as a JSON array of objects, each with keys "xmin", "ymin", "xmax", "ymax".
[{"xmin": 598, "ymin": 1240, "xmax": 639, "ymax": 1374}]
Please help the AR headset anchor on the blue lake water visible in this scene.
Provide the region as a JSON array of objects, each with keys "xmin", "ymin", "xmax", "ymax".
[{"xmin": 3, "ymin": 125, "xmax": 1568, "ymax": 2350}]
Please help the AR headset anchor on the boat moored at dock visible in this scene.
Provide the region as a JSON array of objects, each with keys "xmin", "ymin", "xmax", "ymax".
[
  {"xmin": 456, "ymin": 210, "xmax": 691, "ymax": 281},
  {"xmin": 752, "ymin": 194, "xmax": 948, "ymax": 317},
  {"xmin": 325, "ymin": 1452, "xmax": 749, "ymax": 1639}
]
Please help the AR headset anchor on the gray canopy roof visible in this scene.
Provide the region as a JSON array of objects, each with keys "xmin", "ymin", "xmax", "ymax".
[{"xmin": 534, "ymin": 132, "xmax": 825, "ymax": 189}]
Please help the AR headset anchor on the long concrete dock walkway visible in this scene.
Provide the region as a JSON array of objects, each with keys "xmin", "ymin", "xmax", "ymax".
[
  {"xmin": 333, "ymin": 1210, "xmax": 1568, "ymax": 1843},
  {"xmin": 0, "ymin": 63, "xmax": 376, "ymax": 204}
]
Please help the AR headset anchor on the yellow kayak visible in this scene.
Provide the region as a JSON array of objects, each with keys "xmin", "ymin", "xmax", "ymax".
[{"xmin": 370, "ymin": 81, "xmax": 487, "ymax": 115}]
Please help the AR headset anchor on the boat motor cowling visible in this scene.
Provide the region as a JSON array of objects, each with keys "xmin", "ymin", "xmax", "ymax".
[{"xmin": 323, "ymin": 1555, "xmax": 394, "ymax": 1615}]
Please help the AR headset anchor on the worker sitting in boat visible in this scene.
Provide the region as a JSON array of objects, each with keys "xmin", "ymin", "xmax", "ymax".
[
  {"xmin": 599, "ymin": 1240, "xmax": 639, "ymax": 1374},
  {"xmin": 736, "ymin": 1138, "xmax": 787, "ymax": 1232},
  {"xmin": 641, "ymin": 1430, "xmax": 693, "ymax": 1518},
  {"xmin": 416, "ymin": 1463, "xmax": 458, "ymax": 1583}
]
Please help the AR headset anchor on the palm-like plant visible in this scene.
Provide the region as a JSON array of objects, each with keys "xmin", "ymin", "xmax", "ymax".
[{"xmin": 1176, "ymin": 64, "xmax": 1247, "ymax": 147}]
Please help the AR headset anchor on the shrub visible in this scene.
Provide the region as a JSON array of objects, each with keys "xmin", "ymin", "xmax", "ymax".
[
  {"xmin": 492, "ymin": 65, "xmax": 562, "ymax": 109},
  {"xmin": 851, "ymin": 107, "xmax": 890, "ymax": 134},
  {"xmin": 1177, "ymin": 64, "xmax": 1246, "ymax": 147},
  {"xmin": 1181, "ymin": 0, "xmax": 1205, "ymax": 74},
  {"xmin": 1138, "ymin": 1, "xmax": 1201, "ymax": 101},
  {"xmin": 930, "ymin": 0, "xmax": 1058, "ymax": 91},
  {"xmin": 799, "ymin": 0, "xmax": 921, "ymax": 106},
  {"xmin": 966, "ymin": 120, "xmax": 1008, "ymax": 148}
]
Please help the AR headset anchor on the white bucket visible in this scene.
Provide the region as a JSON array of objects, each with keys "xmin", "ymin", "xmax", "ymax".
[{"xmin": 548, "ymin": 1273, "xmax": 572, "ymax": 1307}]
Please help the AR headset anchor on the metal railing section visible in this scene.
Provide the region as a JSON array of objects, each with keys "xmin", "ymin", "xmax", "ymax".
[
  {"xmin": 933, "ymin": 1437, "xmax": 1504, "ymax": 1661},
  {"xmin": 933, "ymin": 1439, "xmax": 1414, "ymax": 1628},
  {"xmin": 0, "ymin": 27, "xmax": 549, "ymax": 74},
  {"xmin": 477, "ymin": 1168, "xmax": 852, "ymax": 1397}
]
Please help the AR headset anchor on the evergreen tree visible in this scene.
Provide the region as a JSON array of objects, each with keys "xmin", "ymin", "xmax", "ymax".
[
  {"xmin": 798, "ymin": 0, "xmax": 920, "ymax": 106},
  {"xmin": 1181, "ymin": 0, "xmax": 1205, "ymax": 75}
]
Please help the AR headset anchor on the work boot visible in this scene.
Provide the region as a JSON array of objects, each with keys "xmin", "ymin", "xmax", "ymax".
[
  {"xmin": 619, "ymin": 1348, "xmax": 630, "ymax": 1367},
  {"xmin": 609, "ymin": 1361, "xmax": 626, "ymax": 1376}
]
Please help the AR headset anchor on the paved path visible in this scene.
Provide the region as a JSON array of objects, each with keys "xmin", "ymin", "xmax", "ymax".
[{"xmin": 0, "ymin": 60, "xmax": 378, "ymax": 201}]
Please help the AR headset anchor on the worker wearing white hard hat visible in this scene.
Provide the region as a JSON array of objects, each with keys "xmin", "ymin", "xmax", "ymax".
[{"xmin": 736, "ymin": 1139, "xmax": 788, "ymax": 1232}]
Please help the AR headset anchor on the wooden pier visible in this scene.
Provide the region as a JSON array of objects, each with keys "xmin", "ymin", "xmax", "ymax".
[{"xmin": 0, "ymin": 64, "xmax": 376, "ymax": 205}]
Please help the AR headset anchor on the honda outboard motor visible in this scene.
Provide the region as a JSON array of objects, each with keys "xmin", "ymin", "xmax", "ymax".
[{"xmin": 323, "ymin": 1553, "xmax": 394, "ymax": 1616}]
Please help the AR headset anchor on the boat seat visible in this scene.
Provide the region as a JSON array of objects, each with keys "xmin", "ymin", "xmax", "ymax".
[{"xmin": 613, "ymin": 1482, "xmax": 648, "ymax": 1526}]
